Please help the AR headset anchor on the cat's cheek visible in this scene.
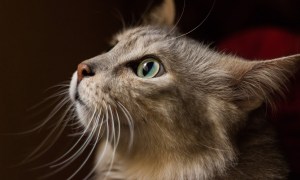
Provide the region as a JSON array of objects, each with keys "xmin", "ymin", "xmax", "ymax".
[{"xmin": 69, "ymin": 71, "xmax": 78, "ymax": 102}]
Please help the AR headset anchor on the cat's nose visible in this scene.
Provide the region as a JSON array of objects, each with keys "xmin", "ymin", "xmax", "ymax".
[{"xmin": 77, "ymin": 63, "xmax": 94, "ymax": 83}]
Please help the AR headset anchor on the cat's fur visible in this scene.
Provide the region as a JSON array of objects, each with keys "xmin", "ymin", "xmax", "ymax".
[{"xmin": 69, "ymin": 0, "xmax": 300, "ymax": 179}]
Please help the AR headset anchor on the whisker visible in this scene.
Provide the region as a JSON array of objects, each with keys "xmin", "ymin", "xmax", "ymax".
[
  {"xmin": 68, "ymin": 123, "xmax": 84, "ymax": 131},
  {"xmin": 115, "ymin": 108, "xmax": 121, "ymax": 149},
  {"xmin": 27, "ymin": 90, "xmax": 69, "ymax": 112},
  {"xmin": 38, "ymin": 107, "xmax": 99, "ymax": 179},
  {"xmin": 67, "ymin": 119, "xmax": 83, "ymax": 129},
  {"xmin": 83, "ymin": 104, "xmax": 110, "ymax": 180},
  {"xmin": 67, "ymin": 111, "xmax": 84, "ymax": 130},
  {"xmin": 112, "ymin": 8, "xmax": 127, "ymax": 32},
  {"xmin": 137, "ymin": 0, "xmax": 154, "ymax": 26},
  {"xmin": 32, "ymin": 108, "xmax": 100, "ymax": 170},
  {"xmin": 166, "ymin": 0, "xmax": 216, "ymax": 41},
  {"xmin": 117, "ymin": 101, "xmax": 134, "ymax": 151},
  {"xmin": 102, "ymin": 105, "xmax": 117, "ymax": 180},
  {"xmin": 49, "ymin": 108, "xmax": 98, "ymax": 168},
  {"xmin": 167, "ymin": 0, "xmax": 186, "ymax": 35},
  {"xmin": 66, "ymin": 112, "xmax": 103, "ymax": 180},
  {"xmin": 41, "ymin": 81, "xmax": 70, "ymax": 95},
  {"xmin": 9, "ymin": 97, "xmax": 70, "ymax": 136},
  {"xmin": 67, "ymin": 132, "xmax": 86, "ymax": 137},
  {"xmin": 19, "ymin": 103, "xmax": 73, "ymax": 166}
]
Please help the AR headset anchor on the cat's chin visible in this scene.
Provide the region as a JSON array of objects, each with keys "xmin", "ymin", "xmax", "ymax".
[
  {"xmin": 75, "ymin": 103, "xmax": 91, "ymax": 127},
  {"xmin": 75, "ymin": 100, "xmax": 133, "ymax": 132}
]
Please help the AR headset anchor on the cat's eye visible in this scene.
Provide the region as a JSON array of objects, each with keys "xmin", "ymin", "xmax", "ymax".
[{"xmin": 137, "ymin": 58, "xmax": 164, "ymax": 78}]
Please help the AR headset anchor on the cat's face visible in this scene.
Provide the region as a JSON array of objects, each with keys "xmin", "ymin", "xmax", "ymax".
[
  {"xmin": 70, "ymin": 26, "xmax": 196, "ymax": 138},
  {"xmin": 69, "ymin": 1, "xmax": 300, "ymax": 160},
  {"xmin": 70, "ymin": 26, "xmax": 226, "ymax": 148},
  {"xmin": 70, "ymin": 24, "xmax": 300, "ymax": 156}
]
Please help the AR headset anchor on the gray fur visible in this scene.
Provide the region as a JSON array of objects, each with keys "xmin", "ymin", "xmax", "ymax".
[{"xmin": 69, "ymin": 0, "xmax": 300, "ymax": 179}]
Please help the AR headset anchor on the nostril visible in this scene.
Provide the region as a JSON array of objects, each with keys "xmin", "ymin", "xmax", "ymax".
[
  {"xmin": 77, "ymin": 63, "xmax": 95, "ymax": 83},
  {"xmin": 82, "ymin": 69, "xmax": 89, "ymax": 76}
]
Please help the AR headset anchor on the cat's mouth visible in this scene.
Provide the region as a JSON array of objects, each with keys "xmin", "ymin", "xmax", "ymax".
[
  {"xmin": 74, "ymin": 92, "xmax": 86, "ymax": 106},
  {"xmin": 69, "ymin": 72, "xmax": 90, "ymax": 107},
  {"xmin": 74, "ymin": 91, "xmax": 86, "ymax": 106}
]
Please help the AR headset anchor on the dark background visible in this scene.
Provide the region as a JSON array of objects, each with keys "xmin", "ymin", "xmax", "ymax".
[{"xmin": 0, "ymin": 0, "xmax": 299, "ymax": 179}]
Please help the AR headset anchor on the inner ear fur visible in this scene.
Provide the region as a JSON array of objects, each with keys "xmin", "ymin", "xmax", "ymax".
[
  {"xmin": 228, "ymin": 54, "xmax": 300, "ymax": 111},
  {"xmin": 143, "ymin": 0, "xmax": 175, "ymax": 26}
]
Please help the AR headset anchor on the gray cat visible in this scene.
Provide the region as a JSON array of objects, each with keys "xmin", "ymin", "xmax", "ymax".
[{"xmin": 69, "ymin": 0, "xmax": 300, "ymax": 179}]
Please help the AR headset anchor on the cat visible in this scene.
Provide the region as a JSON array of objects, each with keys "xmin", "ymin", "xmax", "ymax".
[{"xmin": 69, "ymin": 0, "xmax": 300, "ymax": 179}]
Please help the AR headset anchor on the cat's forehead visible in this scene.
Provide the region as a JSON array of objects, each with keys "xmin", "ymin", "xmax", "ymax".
[
  {"xmin": 103, "ymin": 26, "xmax": 180, "ymax": 63},
  {"xmin": 114, "ymin": 26, "xmax": 176, "ymax": 43}
]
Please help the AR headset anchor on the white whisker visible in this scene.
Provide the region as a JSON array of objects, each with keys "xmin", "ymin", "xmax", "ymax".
[
  {"xmin": 33, "ymin": 108, "xmax": 101, "ymax": 170},
  {"xmin": 112, "ymin": 8, "xmax": 127, "ymax": 32},
  {"xmin": 115, "ymin": 108, "xmax": 121, "ymax": 149},
  {"xmin": 102, "ymin": 105, "xmax": 118, "ymax": 180},
  {"xmin": 67, "ymin": 112, "xmax": 103, "ymax": 180},
  {"xmin": 83, "ymin": 104, "xmax": 110, "ymax": 180},
  {"xmin": 167, "ymin": 0, "xmax": 186, "ymax": 35},
  {"xmin": 50, "ymin": 108, "xmax": 98, "ymax": 168},
  {"xmin": 137, "ymin": 0, "xmax": 154, "ymax": 25},
  {"xmin": 166, "ymin": 0, "xmax": 215, "ymax": 41},
  {"xmin": 38, "ymin": 107, "xmax": 99, "ymax": 179},
  {"xmin": 117, "ymin": 101, "xmax": 134, "ymax": 151},
  {"xmin": 12, "ymin": 97, "xmax": 70, "ymax": 136},
  {"xmin": 27, "ymin": 90, "xmax": 69, "ymax": 112},
  {"xmin": 43, "ymin": 81, "xmax": 70, "ymax": 92},
  {"xmin": 21, "ymin": 103, "xmax": 73, "ymax": 166}
]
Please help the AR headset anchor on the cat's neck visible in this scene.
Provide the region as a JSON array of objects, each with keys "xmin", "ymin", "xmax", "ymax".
[
  {"xmin": 95, "ymin": 108, "xmax": 288, "ymax": 179},
  {"xmin": 97, "ymin": 130, "xmax": 236, "ymax": 179}
]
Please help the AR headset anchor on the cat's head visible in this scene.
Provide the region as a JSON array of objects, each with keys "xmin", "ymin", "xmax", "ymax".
[{"xmin": 69, "ymin": 0, "xmax": 300, "ymax": 158}]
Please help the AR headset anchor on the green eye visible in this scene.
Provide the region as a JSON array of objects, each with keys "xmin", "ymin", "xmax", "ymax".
[{"xmin": 137, "ymin": 58, "xmax": 162, "ymax": 78}]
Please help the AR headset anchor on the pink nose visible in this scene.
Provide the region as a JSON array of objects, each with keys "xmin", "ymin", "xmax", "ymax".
[{"xmin": 77, "ymin": 63, "xmax": 94, "ymax": 83}]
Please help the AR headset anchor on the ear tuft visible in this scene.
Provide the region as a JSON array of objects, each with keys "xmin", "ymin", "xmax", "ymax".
[
  {"xmin": 232, "ymin": 54, "xmax": 300, "ymax": 111},
  {"xmin": 143, "ymin": 0, "xmax": 175, "ymax": 26}
]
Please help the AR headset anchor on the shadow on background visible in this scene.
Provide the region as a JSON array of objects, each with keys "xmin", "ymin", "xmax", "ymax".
[{"xmin": 0, "ymin": 0, "xmax": 299, "ymax": 179}]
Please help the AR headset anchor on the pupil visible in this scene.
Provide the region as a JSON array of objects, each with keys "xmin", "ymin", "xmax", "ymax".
[{"xmin": 143, "ymin": 62, "xmax": 154, "ymax": 75}]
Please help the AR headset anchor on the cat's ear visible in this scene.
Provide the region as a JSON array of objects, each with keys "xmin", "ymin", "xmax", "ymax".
[
  {"xmin": 230, "ymin": 54, "xmax": 300, "ymax": 111},
  {"xmin": 143, "ymin": 0, "xmax": 175, "ymax": 26}
]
